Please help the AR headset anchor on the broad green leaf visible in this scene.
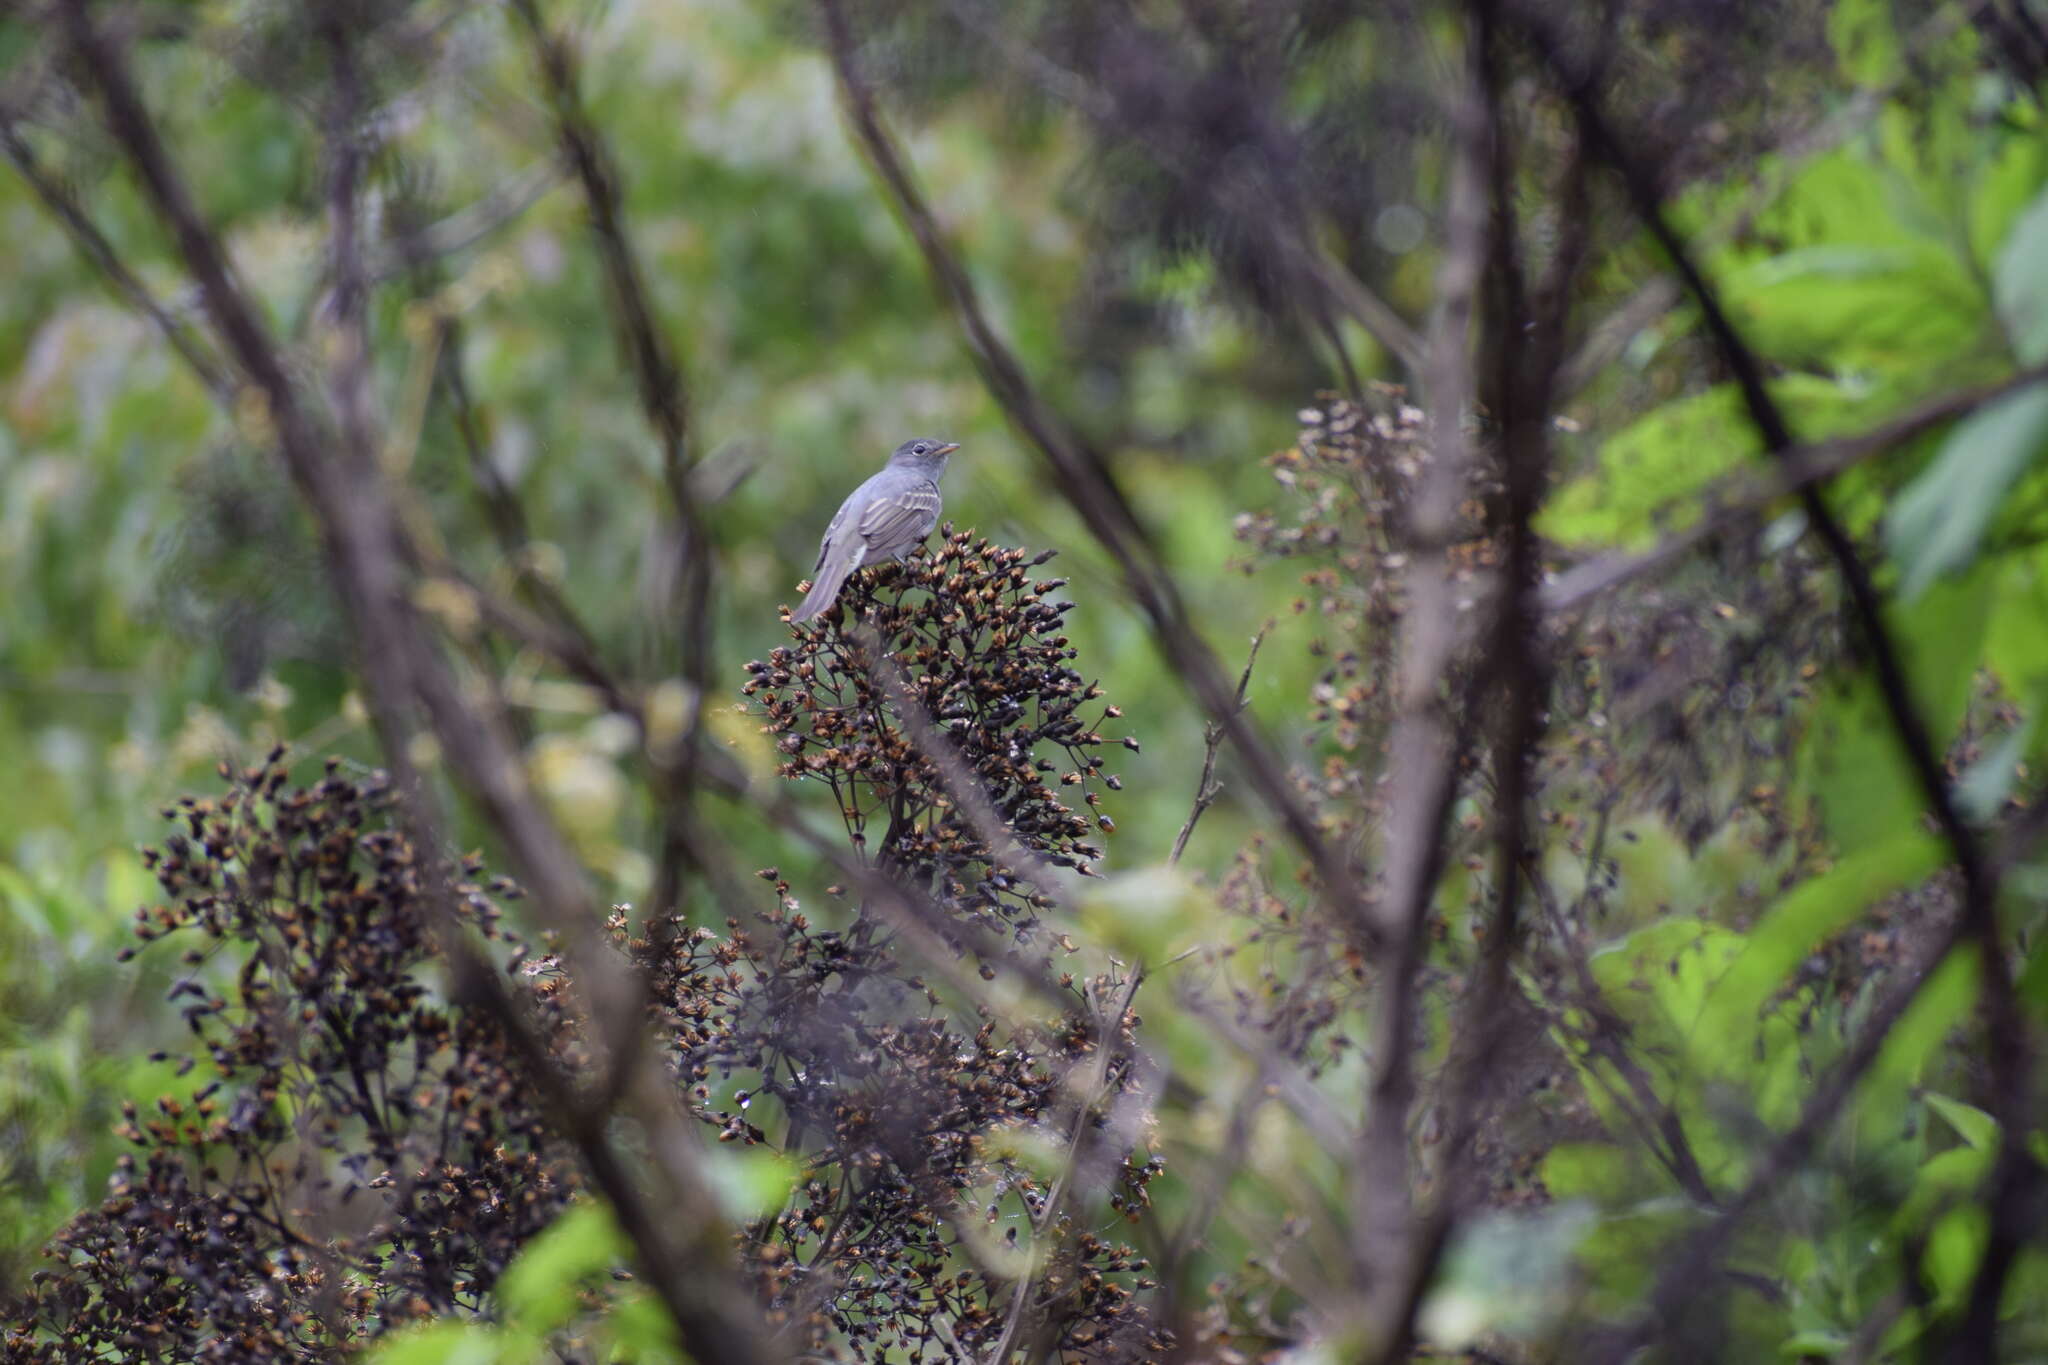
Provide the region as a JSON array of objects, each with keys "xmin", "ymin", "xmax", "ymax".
[
  {"xmin": 1722, "ymin": 244, "xmax": 1985, "ymax": 374},
  {"xmin": 705, "ymin": 1145, "xmax": 800, "ymax": 1222},
  {"xmin": 1701, "ymin": 833, "xmax": 1944, "ymax": 1043},
  {"xmin": 1924, "ymin": 1093, "xmax": 1999, "ymax": 1152},
  {"xmin": 1897, "ymin": 1146, "xmax": 1992, "ymax": 1231},
  {"xmin": 1542, "ymin": 377, "xmax": 1869, "ymax": 550},
  {"xmin": 1800, "ymin": 676, "xmax": 1924, "ymax": 854},
  {"xmin": 1540, "ymin": 1142, "xmax": 1630, "ymax": 1201},
  {"xmin": 1889, "ymin": 387, "xmax": 2048, "ymax": 598},
  {"xmin": 1970, "ymin": 136, "xmax": 2048, "ymax": 270},
  {"xmin": 495, "ymin": 1198, "xmax": 628, "ymax": 1336},
  {"xmin": 1995, "ymin": 184, "xmax": 2048, "ymax": 363},
  {"xmin": 1828, "ymin": 0, "xmax": 1903, "ymax": 87},
  {"xmin": 1866, "ymin": 951, "xmax": 1977, "ymax": 1108},
  {"xmin": 368, "ymin": 1323, "xmax": 529, "ymax": 1365},
  {"xmin": 609, "ymin": 1285, "xmax": 689, "ymax": 1361},
  {"xmin": 1800, "ymin": 570, "xmax": 1993, "ymax": 852},
  {"xmin": 1923, "ymin": 1205, "xmax": 1990, "ymax": 1308},
  {"xmin": 1986, "ymin": 547, "xmax": 2048, "ymax": 690}
]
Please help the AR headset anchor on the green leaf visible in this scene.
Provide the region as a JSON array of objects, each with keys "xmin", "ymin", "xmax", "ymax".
[
  {"xmin": 495, "ymin": 1198, "xmax": 628, "ymax": 1335},
  {"xmin": 1985, "ymin": 547, "xmax": 2048, "ymax": 690},
  {"xmin": 609, "ymin": 1285, "xmax": 688, "ymax": 1361},
  {"xmin": 1701, "ymin": 833, "xmax": 1944, "ymax": 1042},
  {"xmin": 1923, "ymin": 1205, "xmax": 1990, "ymax": 1308},
  {"xmin": 1970, "ymin": 136, "xmax": 2048, "ymax": 270},
  {"xmin": 1867, "ymin": 952, "xmax": 1977, "ymax": 1108},
  {"xmin": 1800, "ymin": 570, "xmax": 1993, "ymax": 851},
  {"xmin": 1897, "ymin": 1146, "xmax": 1992, "ymax": 1231},
  {"xmin": 1800, "ymin": 676, "xmax": 1922, "ymax": 854},
  {"xmin": 1541, "ymin": 1142, "xmax": 1631, "ymax": 1201},
  {"xmin": 1887, "ymin": 387, "xmax": 2048, "ymax": 598},
  {"xmin": 1924, "ymin": 1093, "xmax": 2000, "ymax": 1152},
  {"xmin": 1542, "ymin": 376, "xmax": 1869, "ymax": 550},
  {"xmin": 1722, "ymin": 244, "xmax": 1985, "ymax": 374},
  {"xmin": 1828, "ymin": 0, "xmax": 1903, "ymax": 87},
  {"xmin": 705, "ymin": 1145, "xmax": 800, "ymax": 1223},
  {"xmin": 1995, "ymin": 184, "xmax": 2048, "ymax": 363},
  {"xmin": 367, "ymin": 1323, "xmax": 530, "ymax": 1365}
]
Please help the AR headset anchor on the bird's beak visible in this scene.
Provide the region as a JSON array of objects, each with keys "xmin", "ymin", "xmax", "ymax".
[{"xmin": 935, "ymin": 442, "xmax": 961, "ymax": 456}]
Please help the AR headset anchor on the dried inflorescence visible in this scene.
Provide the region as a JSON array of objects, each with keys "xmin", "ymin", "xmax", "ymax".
[
  {"xmin": 633, "ymin": 897, "xmax": 1170, "ymax": 1362},
  {"xmin": 748, "ymin": 528, "xmax": 1129, "ymax": 935},
  {"xmin": 626, "ymin": 536, "xmax": 1170, "ymax": 1361},
  {"xmin": 3, "ymin": 755, "xmax": 575, "ymax": 1363},
  {"xmin": 7, "ymin": 541, "xmax": 1171, "ymax": 1364}
]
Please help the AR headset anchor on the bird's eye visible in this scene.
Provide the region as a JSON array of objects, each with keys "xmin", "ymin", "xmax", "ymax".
[{"xmin": 913, "ymin": 442, "xmax": 928, "ymax": 455}]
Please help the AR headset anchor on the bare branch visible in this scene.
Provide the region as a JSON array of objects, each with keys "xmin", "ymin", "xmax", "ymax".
[
  {"xmin": 814, "ymin": 0, "xmax": 1382, "ymax": 965},
  {"xmin": 1351, "ymin": 19, "xmax": 1494, "ymax": 1347},
  {"xmin": 1539, "ymin": 358, "xmax": 2048, "ymax": 612},
  {"xmin": 0, "ymin": 117, "xmax": 233, "ymax": 401},
  {"xmin": 58, "ymin": 8, "xmax": 770, "ymax": 1357}
]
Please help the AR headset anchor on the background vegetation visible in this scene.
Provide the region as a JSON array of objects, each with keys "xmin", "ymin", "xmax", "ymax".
[{"xmin": 3, "ymin": 0, "xmax": 2048, "ymax": 1360}]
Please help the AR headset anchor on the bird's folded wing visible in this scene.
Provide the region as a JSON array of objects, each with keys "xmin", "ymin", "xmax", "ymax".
[
  {"xmin": 857, "ymin": 481, "xmax": 942, "ymax": 553},
  {"xmin": 814, "ymin": 501, "xmax": 850, "ymax": 571}
]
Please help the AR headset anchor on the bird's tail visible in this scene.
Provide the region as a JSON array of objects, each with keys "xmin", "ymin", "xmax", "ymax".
[{"xmin": 791, "ymin": 542, "xmax": 859, "ymax": 623}]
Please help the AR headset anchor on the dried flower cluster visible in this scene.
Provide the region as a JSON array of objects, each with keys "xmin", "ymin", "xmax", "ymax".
[
  {"xmin": 3, "ymin": 756, "xmax": 573, "ymax": 1363},
  {"xmin": 748, "ymin": 529, "xmax": 1129, "ymax": 937},
  {"xmin": 662, "ymin": 536, "xmax": 1169, "ymax": 1360},
  {"xmin": 7, "ymin": 543, "xmax": 1170, "ymax": 1363}
]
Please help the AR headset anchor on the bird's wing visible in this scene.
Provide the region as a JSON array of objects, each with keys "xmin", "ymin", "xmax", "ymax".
[
  {"xmin": 814, "ymin": 498, "xmax": 853, "ymax": 572},
  {"xmin": 857, "ymin": 480, "xmax": 942, "ymax": 559}
]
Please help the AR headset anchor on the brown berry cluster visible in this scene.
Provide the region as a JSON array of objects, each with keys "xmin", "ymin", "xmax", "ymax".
[
  {"xmin": 632, "ymin": 905, "xmax": 1170, "ymax": 1362},
  {"xmin": 747, "ymin": 530, "xmax": 1128, "ymax": 936},
  {"xmin": 610, "ymin": 539, "xmax": 1169, "ymax": 1359},
  {"xmin": 3, "ymin": 754, "xmax": 574, "ymax": 1363}
]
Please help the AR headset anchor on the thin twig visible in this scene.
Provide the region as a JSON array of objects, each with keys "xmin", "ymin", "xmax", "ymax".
[
  {"xmin": 508, "ymin": 0, "xmax": 716, "ymax": 926},
  {"xmin": 985, "ymin": 967, "xmax": 1147, "ymax": 1365},
  {"xmin": 0, "ymin": 117, "xmax": 232, "ymax": 401},
  {"xmin": 1169, "ymin": 626, "xmax": 1267, "ymax": 865},
  {"xmin": 815, "ymin": 0, "xmax": 1381, "ymax": 963}
]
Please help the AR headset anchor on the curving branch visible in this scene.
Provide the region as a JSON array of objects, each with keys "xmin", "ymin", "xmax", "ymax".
[
  {"xmin": 1517, "ymin": 6, "xmax": 2035, "ymax": 1358},
  {"xmin": 814, "ymin": 0, "xmax": 1381, "ymax": 962},
  {"xmin": 56, "ymin": 6, "xmax": 770, "ymax": 1359}
]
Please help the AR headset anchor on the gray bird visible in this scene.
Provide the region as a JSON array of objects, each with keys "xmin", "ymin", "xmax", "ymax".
[{"xmin": 790, "ymin": 437, "xmax": 960, "ymax": 622}]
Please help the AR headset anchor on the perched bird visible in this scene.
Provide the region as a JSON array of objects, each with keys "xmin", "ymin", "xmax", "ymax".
[{"xmin": 791, "ymin": 437, "xmax": 960, "ymax": 622}]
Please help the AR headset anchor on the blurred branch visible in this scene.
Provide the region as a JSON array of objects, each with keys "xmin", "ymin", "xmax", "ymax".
[
  {"xmin": 1521, "ymin": 6, "xmax": 2034, "ymax": 1357},
  {"xmin": 945, "ymin": 0, "xmax": 1426, "ymax": 381},
  {"xmin": 1539, "ymin": 358, "xmax": 2048, "ymax": 612},
  {"xmin": 1367, "ymin": 13, "xmax": 1584, "ymax": 1351},
  {"xmin": 1556, "ymin": 4, "xmax": 1976, "ymax": 399},
  {"xmin": 1169, "ymin": 626, "xmax": 1266, "ymax": 865},
  {"xmin": 0, "ymin": 118, "xmax": 233, "ymax": 401},
  {"xmin": 57, "ymin": 7, "xmax": 770, "ymax": 1358},
  {"xmin": 1351, "ymin": 17, "xmax": 1494, "ymax": 1348},
  {"xmin": 366, "ymin": 159, "xmax": 561, "ymax": 285},
  {"xmin": 509, "ymin": 0, "xmax": 718, "ymax": 926},
  {"xmin": 816, "ymin": 0, "xmax": 1380, "ymax": 959}
]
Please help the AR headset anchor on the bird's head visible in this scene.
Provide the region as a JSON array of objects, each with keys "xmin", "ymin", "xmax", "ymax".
[{"xmin": 889, "ymin": 436, "xmax": 960, "ymax": 476}]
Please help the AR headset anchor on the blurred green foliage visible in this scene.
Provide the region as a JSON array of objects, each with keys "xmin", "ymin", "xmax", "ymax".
[{"xmin": 7, "ymin": 0, "xmax": 2048, "ymax": 1357}]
